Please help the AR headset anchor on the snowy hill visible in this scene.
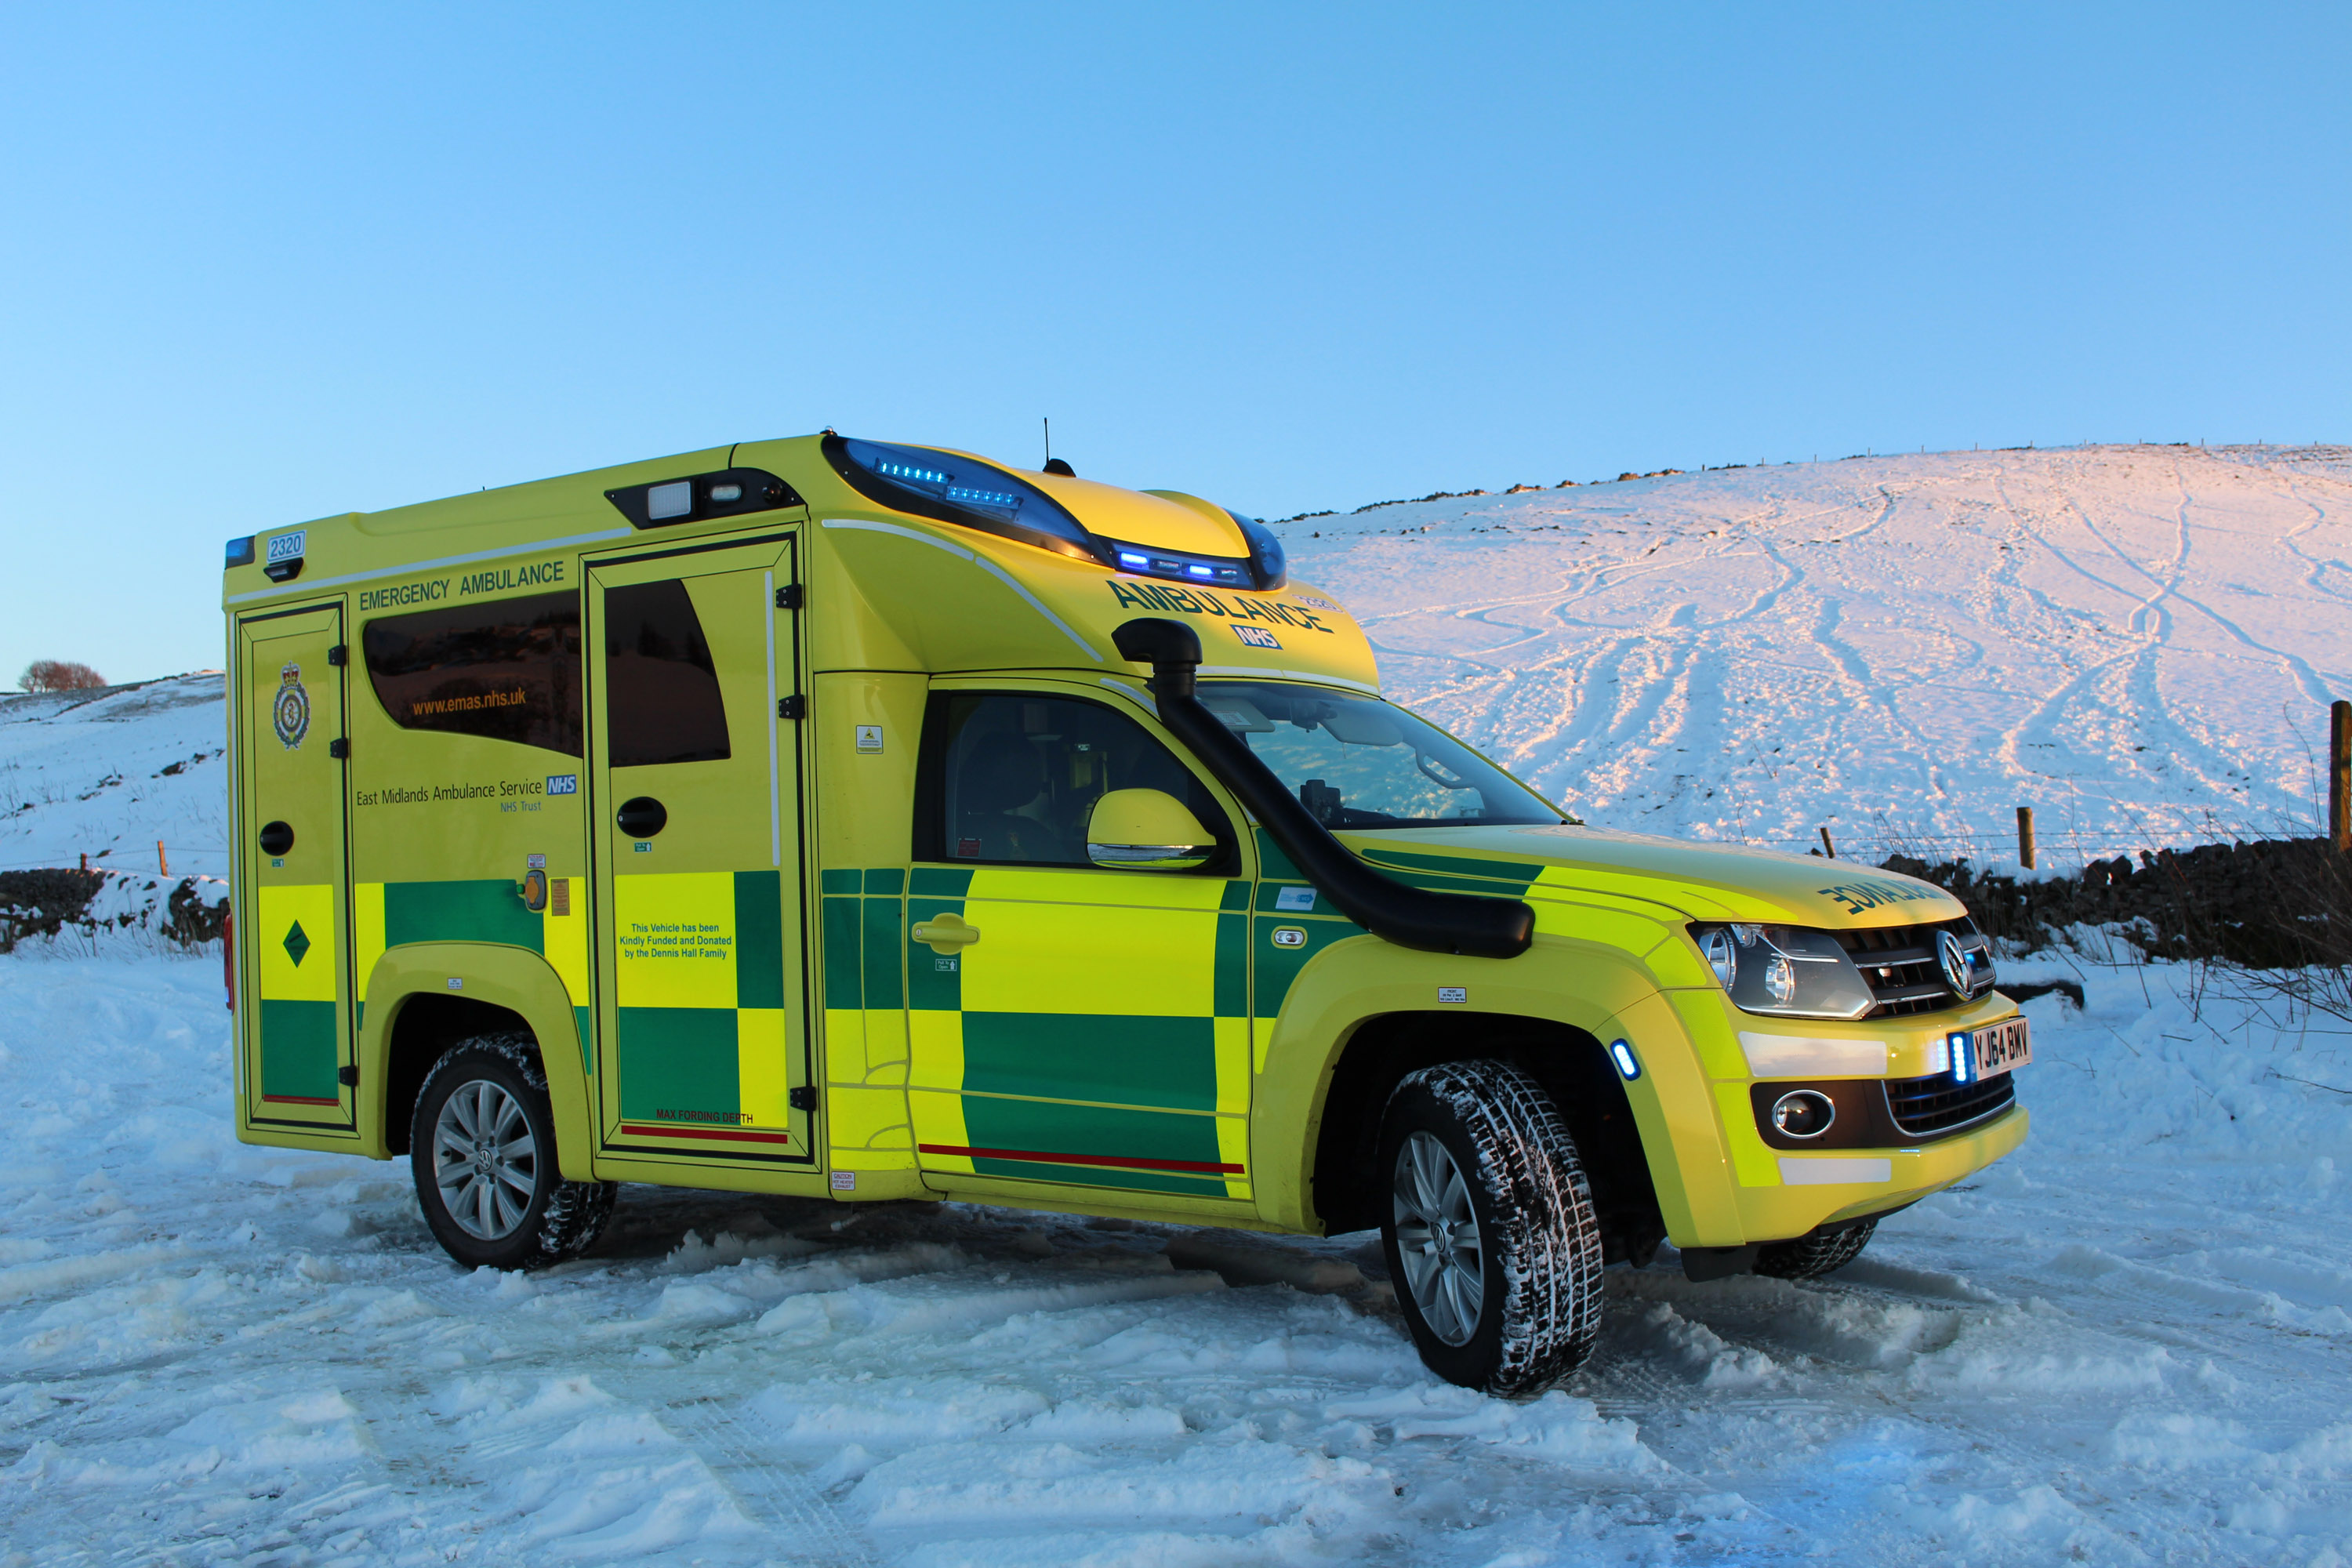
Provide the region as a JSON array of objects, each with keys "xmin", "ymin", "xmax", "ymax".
[
  {"xmin": 0, "ymin": 673, "xmax": 227, "ymax": 878},
  {"xmin": 1279, "ymin": 443, "xmax": 2352, "ymax": 865},
  {"xmin": 5, "ymin": 445, "xmax": 2347, "ymax": 881}
]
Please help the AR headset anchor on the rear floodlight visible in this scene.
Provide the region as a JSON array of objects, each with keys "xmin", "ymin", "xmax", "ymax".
[{"xmin": 648, "ymin": 481, "xmax": 693, "ymax": 521}]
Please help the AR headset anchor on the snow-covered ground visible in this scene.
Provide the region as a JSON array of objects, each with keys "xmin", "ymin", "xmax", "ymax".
[
  {"xmin": 5, "ymin": 443, "xmax": 2351, "ymax": 1562},
  {"xmin": 1, "ymin": 953, "xmax": 2347, "ymax": 1563},
  {"xmin": 1283, "ymin": 443, "xmax": 2352, "ymax": 864}
]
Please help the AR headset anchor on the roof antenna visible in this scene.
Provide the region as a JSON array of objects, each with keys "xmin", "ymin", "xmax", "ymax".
[{"xmin": 1042, "ymin": 416, "xmax": 1074, "ymax": 477}]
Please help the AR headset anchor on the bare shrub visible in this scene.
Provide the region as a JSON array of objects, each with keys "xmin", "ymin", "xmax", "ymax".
[{"xmin": 20, "ymin": 660, "xmax": 106, "ymax": 692}]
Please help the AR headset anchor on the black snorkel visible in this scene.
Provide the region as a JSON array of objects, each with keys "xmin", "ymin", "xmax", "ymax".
[{"xmin": 1112, "ymin": 617, "xmax": 1535, "ymax": 960}]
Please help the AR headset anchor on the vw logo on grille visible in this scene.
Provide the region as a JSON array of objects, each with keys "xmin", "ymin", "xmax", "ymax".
[{"xmin": 1937, "ymin": 930, "xmax": 1973, "ymax": 996}]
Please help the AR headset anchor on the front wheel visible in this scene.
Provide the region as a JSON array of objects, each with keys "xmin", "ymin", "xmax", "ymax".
[
  {"xmin": 409, "ymin": 1034, "xmax": 617, "ymax": 1271},
  {"xmin": 1378, "ymin": 1059, "xmax": 1606, "ymax": 1394}
]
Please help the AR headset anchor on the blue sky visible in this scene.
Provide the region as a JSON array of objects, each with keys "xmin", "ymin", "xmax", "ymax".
[{"xmin": 2, "ymin": 2, "xmax": 2345, "ymax": 684}]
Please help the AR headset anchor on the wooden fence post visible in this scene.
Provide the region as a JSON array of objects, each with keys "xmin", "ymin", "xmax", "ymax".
[
  {"xmin": 158, "ymin": 840, "xmax": 169, "ymax": 876},
  {"xmin": 2016, "ymin": 805, "xmax": 2036, "ymax": 870},
  {"xmin": 1818, "ymin": 826, "xmax": 1836, "ymax": 858},
  {"xmin": 2332, "ymin": 699, "xmax": 2350, "ymax": 853}
]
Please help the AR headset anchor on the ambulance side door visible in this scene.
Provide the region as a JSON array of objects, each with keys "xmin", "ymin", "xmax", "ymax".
[
  {"xmin": 903, "ymin": 686, "xmax": 1257, "ymax": 1206},
  {"xmin": 235, "ymin": 601, "xmax": 358, "ymax": 1133},
  {"xmin": 585, "ymin": 535, "xmax": 813, "ymax": 1171}
]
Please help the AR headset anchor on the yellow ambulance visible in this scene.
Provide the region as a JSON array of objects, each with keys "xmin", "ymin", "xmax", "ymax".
[{"xmin": 221, "ymin": 433, "xmax": 2031, "ymax": 1392}]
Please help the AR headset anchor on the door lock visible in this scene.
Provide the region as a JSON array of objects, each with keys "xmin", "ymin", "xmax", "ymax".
[
  {"xmin": 789, "ymin": 1085, "xmax": 818, "ymax": 1112},
  {"xmin": 911, "ymin": 911, "xmax": 981, "ymax": 954}
]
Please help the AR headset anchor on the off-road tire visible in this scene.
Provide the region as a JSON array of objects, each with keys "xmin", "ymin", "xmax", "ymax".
[
  {"xmin": 1377, "ymin": 1059, "xmax": 1606, "ymax": 1394},
  {"xmin": 1755, "ymin": 1219, "xmax": 1875, "ymax": 1280},
  {"xmin": 409, "ymin": 1033, "xmax": 618, "ymax": 1271}
]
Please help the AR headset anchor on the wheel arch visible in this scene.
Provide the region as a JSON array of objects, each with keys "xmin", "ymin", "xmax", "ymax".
[
  {"xmin": 358, "ymin": 942, "xmax": 596, "ymax": 1180},
  {"xmin": 1250, "ymin": 938, "xmax": 1706, "ymax": 1255},
  {"xmin": 1308, "ymin": 1010, "xmax": 1666, "ymax": 1265}
]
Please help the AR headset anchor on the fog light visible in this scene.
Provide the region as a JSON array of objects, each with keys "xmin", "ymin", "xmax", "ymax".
[{"xmin": 1772, "ymin": 1089, "xmax": 1835, "ymax": 1138}]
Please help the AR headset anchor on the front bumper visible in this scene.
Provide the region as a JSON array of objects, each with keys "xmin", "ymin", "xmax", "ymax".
[
  {"xmin": 1728, "ymin": 1098, "xmax": 2028, "ymax": 1244},
  {"xmin": 1621, "ymin": 986, "xmax": 2033, "ymax": 1249}
]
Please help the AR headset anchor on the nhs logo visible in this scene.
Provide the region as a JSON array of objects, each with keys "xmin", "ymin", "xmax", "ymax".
[
  {"xmin": 1232, "ymin": 624, "xmax": 1281, "ymax": 650},
  {"xmin": 546, "ymin": 774, "xmax": 579, "ymax": 795}
]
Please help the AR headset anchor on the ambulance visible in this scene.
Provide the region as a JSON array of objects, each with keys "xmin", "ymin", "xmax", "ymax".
[{"xmin": 221, "ymin": 433, "xmax": 2031, "ymax": 1392}]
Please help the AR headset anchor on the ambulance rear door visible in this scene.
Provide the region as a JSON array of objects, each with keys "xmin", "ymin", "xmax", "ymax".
[
  {"xmin": 585, "ymin": 534, "xmax": 813, "ymax": 1171},
  {"xmin": 234, "ymin": 601, "xmax": 358, "ymax": 1134}
]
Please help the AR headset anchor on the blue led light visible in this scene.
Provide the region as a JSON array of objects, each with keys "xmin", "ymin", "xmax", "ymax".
[
  {"xmin": 946, "ymin": 485, "xmax": 1019, "ymax": 510},
  {"xmin": 1608, "ymin": 1039, "xmax": 1641, "ymax": 1080},
  {"xmin": 1186, "ymin": 564, "xmax": 1214, "ymax": 579},
  {"xmin": 1118, "ymin": 551, "xmax": 1149, "ymax": 568},
  {"xmin": 1948, "ymin": 1032, "xmax": 1975, "ymax": 1084},
  {"xmin": 877, "ymin": 459, "xmax": 950, "ymax": 486}
]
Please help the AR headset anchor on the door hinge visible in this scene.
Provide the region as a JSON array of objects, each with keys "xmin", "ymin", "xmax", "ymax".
[
  {"xmin": 775, "ymin": 584, "xmax": 804, "ymax": 610},
  {"xmin": 337, "ymin": 1064, "xmax": 359, "ymax": 1087},
  {"xmin": 778, "ymin": 695, "xmax": 807, "ymax": 720},
  {"xmin": 328, "ymin": 738, "xmax": 350, "ymax": 760},
  {"xmin": 789, "ymin": 1085, "xmax": 818, "ymax": 1112},
  {"xmin": 327, "ymin": 643, "xmax": 348, "ymax": 666}
]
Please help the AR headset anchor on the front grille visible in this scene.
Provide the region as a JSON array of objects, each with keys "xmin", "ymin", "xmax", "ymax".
[
  {"xmin": 1884, "ymin": 1068, "xmax": 2016, "ymax": 1137},
  {"xmin": 1835, "ymin": 918, "xmax": 1975, "ymax": 1017}
]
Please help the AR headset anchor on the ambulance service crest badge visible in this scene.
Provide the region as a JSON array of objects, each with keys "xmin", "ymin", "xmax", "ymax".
[{"xmin": 273, "ymin": 662, "xmax": 311, "ymax": 750}]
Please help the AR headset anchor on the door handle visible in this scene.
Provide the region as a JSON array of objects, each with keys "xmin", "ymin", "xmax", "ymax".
[
  {"xmin": 912, "ymin": 912, "xmax": 980, "ymax": 954},
  {"xmin": 616, "ymin": 797, "xmax": 667, "ymax": 838}
]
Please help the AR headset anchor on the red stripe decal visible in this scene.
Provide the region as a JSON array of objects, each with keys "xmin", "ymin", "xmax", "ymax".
[
  {"xmin": 263, "ymin": 1094, "xmax": 342, "ymax": 1106},
  {"xmin": 620, "ymin": 1123, "xmax": 793, "ymax": 1145},
  {"xmin": 920, "ymin": 1143, "xmax": 1242, "ymax": 1175}
]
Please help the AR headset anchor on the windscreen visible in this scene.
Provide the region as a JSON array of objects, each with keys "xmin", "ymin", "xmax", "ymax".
[{"xmin": 1198, "ymin": 681, "xmax": 1561, "ymax": 830}]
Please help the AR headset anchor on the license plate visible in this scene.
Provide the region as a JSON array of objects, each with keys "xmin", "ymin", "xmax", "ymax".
[{"xmin": 1960, "ymin": 1017, "xmax": 2032, "ymax": 1081}]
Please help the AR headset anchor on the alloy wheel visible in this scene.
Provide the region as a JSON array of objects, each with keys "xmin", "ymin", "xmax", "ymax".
[
  {"xmin": 1392, "ymin": 1129, "xmax": 1484, "ymax": 1345},
  {"xmin": 433, "ymin": 1078, "xmax": 539, "ymax": 1241}
]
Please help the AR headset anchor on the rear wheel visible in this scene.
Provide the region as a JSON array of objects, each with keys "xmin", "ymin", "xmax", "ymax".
[
  {"xmin": 1755, "ymin": 1219, "xmax": 1875, "ymax": 1280},
  {"xmin": 1377, "ymin": 1059, "xmax": 1605, "ymax": 1394},
  {"xmin": 409, "ymin": 1034, "xmax": 616, "ymax": 1271}
]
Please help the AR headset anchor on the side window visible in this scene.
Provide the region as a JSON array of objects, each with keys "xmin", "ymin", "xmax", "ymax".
[
  {"xmin": 916, "ymin": 692, "xmax": 1234, "ymax": 869},
  {"xmin": 361, "ymin": 590, "xmax": 583, "ymax": 755},
  {"xmin": 604, "ymin": 579, "xmax": 730, "ymax": 767}
]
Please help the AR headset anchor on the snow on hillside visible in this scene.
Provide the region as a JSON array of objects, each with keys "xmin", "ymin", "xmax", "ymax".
[
  {"xmin": 5, "ymin": 447, "xmax": 2347, "ymax": 882},
  {"xmin": 1280, "ymin": 443, "xmax": 2352, "ymax": 866},
  {"xmin": 0, "ymin": 954, "xmax": 2347, "ymax": 1563},
  {"xmin": 0, "ymin": 674, "xmax": 226, "ymax": 878}
]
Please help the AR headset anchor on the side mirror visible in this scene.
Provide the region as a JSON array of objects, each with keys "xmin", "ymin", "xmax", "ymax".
[{"xmin": 1086, "ymin": 789, "xmax": 1218, "ymax": 871}]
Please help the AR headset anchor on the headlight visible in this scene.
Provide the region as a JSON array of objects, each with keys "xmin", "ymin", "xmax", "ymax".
[{"xmin": 1690, "ymin": 923, "xmax": 1875, "ymax": 1021}]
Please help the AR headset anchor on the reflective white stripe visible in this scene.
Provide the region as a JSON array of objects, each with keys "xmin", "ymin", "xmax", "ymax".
[
  {"xmin": 818, "ymin": 516, "xmax": 971, "ymax": 559},
  {"xmin": 1740, "ymin": 1032, "xmax": 1889, "ymax": 1077},
  {"xmin": 818, "ymin": 517, "xmax": 1100, "ymax": 663},
  {"xmin": 1778, "ymin": 1156, "xmax": 1893, "ymax": 1185},
  {"xmin": 968, "ymin": 554, "xmax": 1102, "ymax": 663},
  {"xmin": 225, "ymin": 527, "xmax": 633, "ymax": 604}
]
